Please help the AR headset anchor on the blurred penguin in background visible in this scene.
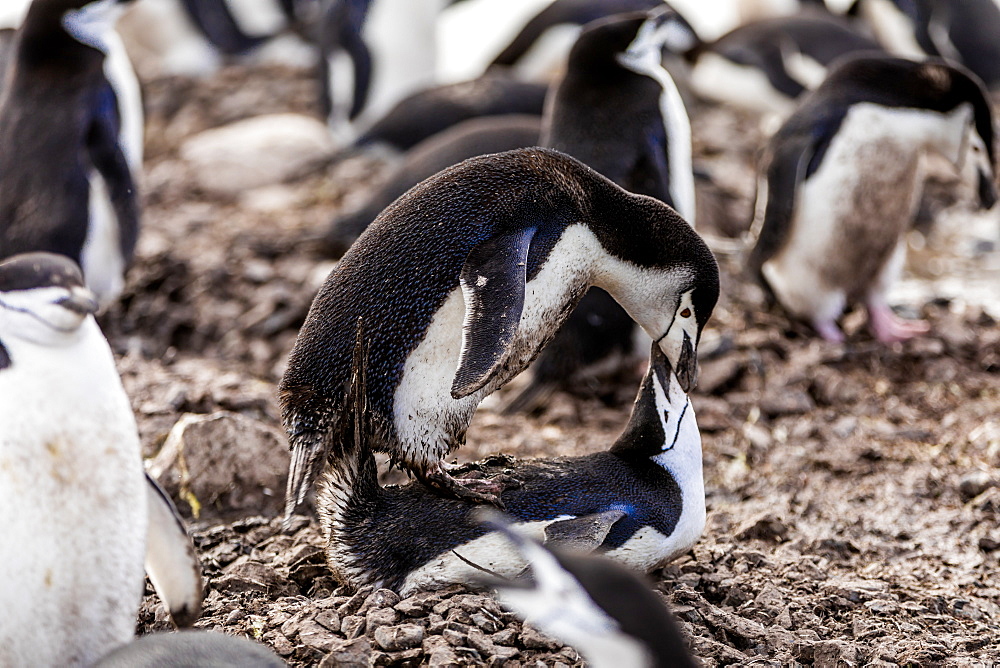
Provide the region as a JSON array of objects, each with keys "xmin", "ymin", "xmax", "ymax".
[
  {"xmin": 855, "ymin": 0, "xmax": 1000, "ymax": 90},
  {"xmin": 748, "ymin": 56, "xmax": 997, "ymax": 343},
  {"xmin": 318, "ymin": 0, "xmax": 448, "ymax": 141},
  {"xmin": 0, "ymin": 0, "xmax": 143, "ymax": 309}
]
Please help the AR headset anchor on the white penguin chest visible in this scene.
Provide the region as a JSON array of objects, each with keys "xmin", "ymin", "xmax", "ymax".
[{"xmin": 391, "ymin": 225, "xmax": 603, "ymax": 466}]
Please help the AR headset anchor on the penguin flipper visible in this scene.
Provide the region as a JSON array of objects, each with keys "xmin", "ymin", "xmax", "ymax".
[
  {"xmin": 643, "ymin": 121, "xmax": 673, "ymax": 208},
  {"xmin": 144, "ymin": 472, "xmax": 204, "ymax": 628},
  {"xmin": 451, "ymin": 227, "xmax": 536, "ymax": 399},
  {"xmin": 542, "ymin": 509, "xmax": 628, "ymax": 552},
  {"xmin": 87, "ymin": 81, "xmax": 140, "ymax": 262}
]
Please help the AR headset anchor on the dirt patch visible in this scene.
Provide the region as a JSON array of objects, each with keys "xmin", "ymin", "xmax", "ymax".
[{"xmin": 124, "ymin": 65, "xmax": 1000, "ymax": 665}]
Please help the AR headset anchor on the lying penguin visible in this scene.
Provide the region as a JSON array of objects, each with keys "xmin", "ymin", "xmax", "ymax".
[
  {"xmin": 0, "ymin": 253, "xmax": 203, "ymax": 666},
  {"xmin": 352, "ymin": 73, "xmax": 548, "ymax": 154},
  {"xmin": 323, "ymin": 114, "xmax": 542, "ymax": 257},
  {"xmin": 748, "ymin": 55, "xmax": 997, "ymax": 342},
  {"xmin": 0, "ymin": 0, "xmax": 143, "ymax": 309},
  {"xmin": 315, "ymin": 333, "xmax": 711, "ymax": 594},
  {"xmin": 281, "ymin": 147, "xmax": 718, "ymax": 515},
  {"xmin": 487, "ymin": 517, "xmax": 698, "ymax": 668}
]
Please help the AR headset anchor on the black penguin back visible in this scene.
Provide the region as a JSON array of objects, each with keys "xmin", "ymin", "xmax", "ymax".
[
  {"xmin": 324, "ymin": 114, "xmax": 542, "ymax": 257},
  {"xmin": 0, "ymin": 0, "xmax": 109, "ymax": 265}
]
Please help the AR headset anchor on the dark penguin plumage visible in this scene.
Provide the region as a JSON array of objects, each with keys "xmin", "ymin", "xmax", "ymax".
[
  {"xmin": 859, "ymin": 0, "xmax": 1000, "ymax": 90},
  {"xmin": 353, "ymin": 73, "xmax": 548, "ymax": 152},
  {"xmin": 0, "ymin": 0, "xmax": 139, "ymax": 308},
  {"xmin": 748, "ymin": 55, "xmax": 997, "ymax": 342},
  {"xmin": 318, "ymin": 0, "xmax": 442, "ymax": 138},
  {"xmin": 489, "ymin": 0, "xmax": 668, "ymax": 72},
  {"xmin": 281, "ymin": 147, "xmax": 718, "ymax": 515},
  {"xmin": 313, "ymin": 337, "xmax": 712, "ymax": 594},
  {"xmin": 490, "ymin": 521, "xmax": 698, "ymax": 668},
  {"xmin": 685, "ymin": 14, "xmax": 883, "ymax": 116},
  {"xmin": 324, "ymin": 114, "xmax": 542, "ymax": 257},
  {"xmin": 178, "ymin": 0, "xmax": 271, "ymax": 55},
  {"xmin": 507, "ymin": 8, "xmax": 699, "ymax": 412},
  {"xmin": 95, "ymin": 630, "xmax": 286, "ymax": 668}
]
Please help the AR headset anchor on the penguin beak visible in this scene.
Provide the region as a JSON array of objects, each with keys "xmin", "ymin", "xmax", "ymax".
[
  {"xmin": 56, "ymin": 287, "xmax": 99, "ymax": 316},
  {"xmin": 977, "ymin": 169, "xmax": 998, "ymax": 210},
  {"xmin": 658, "ymin": 331, "xmax": 696, "ymax": 393}
]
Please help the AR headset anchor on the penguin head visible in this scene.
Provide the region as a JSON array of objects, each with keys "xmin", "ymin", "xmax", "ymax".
[
  {"xmin": 615, "ymin": 6, "xmax": 700, "ymax": 76},
  {"xmin": 0, "ymin": 253, "xmax": 99, "ymax": 346},
  {"xmin": 593, "ymin": 197, "xmax": 718, "ymax": 393},
  {"xmin": 567, "ymin": 6, "xmax": 699, "ymax": 77},
  {"xmin": 483, "ymin": 515, "xmax": 697, "ymax": 668},
  {"xmin": 21, "ymin": 0, "xmax": 128, "ymax": 57}
]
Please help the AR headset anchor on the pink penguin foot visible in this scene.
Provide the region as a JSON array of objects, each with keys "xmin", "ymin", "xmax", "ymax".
[
  {"xmin": 867, "ymin": 303, "xmax": 930, "ymax": 343},
  {"xmin": 812, "ymin": 319, "xmax": 845, "ymax": 343}
]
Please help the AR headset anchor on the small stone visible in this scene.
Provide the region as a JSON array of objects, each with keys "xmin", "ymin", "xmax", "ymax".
[
  {"xmin": 394, "ymin": 597, "xmax": 427, "ymax": 617},
  {"xmin": 338, "ymin": 588, "xmax": 371, "ymax": 616},
  {"xmin": 373, "ymin": 623, "xmax": 424, "ymax": 651},
  {"xmin": 297, "ymin": 619, "xmax": 339, "ymax": 652},
  {"xmin": 319, "ymin": 637, "xmax": 372, "ymax": 668},
  {"xmin": 470, "ymin": 611, "xmax": 502, "ymax": 633},
  {"xmin": 315, "ymin": 609, "xmax": 341, "ymax": 632},
  {"xmin": 760, "ymin": 388, "xmax": 815, "ymax": 416},
  {"xmin": 341, "ymin": 614, "xmax": 365, "ymax": 639},
  {"xmin": 265, "ymin": 631, "xmax": 295, "ymax": 656},
  {"xmin": 360, "ymin": 588, "xmax": 401, "ymax": 615},
  {"xmin": 813, "ymin": 640, "xmax": 858, "ymax": 668},
  {"xmin": 215, "ymin": 560, "xmax": 297, "ymax": 597},
  {"xmin": 735, "ymin": 513, "xmax": 790, "ymax": 542},
  {"xmin": 960, "ymin": 471, "xmax": 994, "ymax": 501},
  {"xmin": 863, "ymin": 600, "xmax": 898, "ymax": 614},
  {"xmin": 224, "ymin": 608, "xmax": 246, "ymax": 625},
  {"xmin": 426, "ymin": 613, "xmax": 447, "ymax": 634},
  {"xmin": 366, "ymin": 607, "xmax": 401, "ymax": 631},
  {"xmin": 492, "ymin": 628, "xmax": 519, "ymax": 646},
  {"xmin": 466, "ymin": 627, "xmax": 496, "ymax": 654},
  {"xmin": 442, "ymin": 628, "xmax": 466, "ymax": 647},
  {"xmin": 519, "ymin": 625, "xmax": 562, "ymax": 651},
  {"xmin": 427, "ymin": 645, "xmax": 462, "ymax": 667}
]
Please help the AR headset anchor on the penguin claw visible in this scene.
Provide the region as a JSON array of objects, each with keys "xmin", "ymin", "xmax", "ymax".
[
  {"xmin": 867, "ymin": 302, "xmax": 930, "ymax": 343},
  {"xmin": 417, "ymin": 464, "xmax": 519, "ymax": 509}
]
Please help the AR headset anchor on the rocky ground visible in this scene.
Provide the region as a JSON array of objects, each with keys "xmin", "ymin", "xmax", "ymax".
[{"xmin": 119, "ymin": 64, "xmax": 1000, "ymax": 666}]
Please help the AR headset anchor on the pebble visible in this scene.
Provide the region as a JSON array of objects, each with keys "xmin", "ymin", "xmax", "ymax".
[
  {"xmin": 373, "ymin": 623, "xmax": 424, "ymax": 651},
  {"xmin": 959, "ymin": 471, "xmax": 994, "ymax": 500},
  {"xmin": 319, "ymin": 637, "xmax": 372, "ymax": 668}
]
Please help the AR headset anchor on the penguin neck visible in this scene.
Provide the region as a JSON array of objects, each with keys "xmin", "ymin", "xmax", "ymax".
[
  {"xmin": 610, "ymin": 357, "xmax": 703, "ymax": 483},
  {"xmin": 16, "ymin": 2, "xmax": 106, "ymax": 74}
]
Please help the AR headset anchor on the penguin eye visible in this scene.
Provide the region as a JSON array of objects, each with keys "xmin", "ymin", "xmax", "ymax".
[{"xmin": 680, "ymin": 308, "xmax": 692, "ymax": 318}]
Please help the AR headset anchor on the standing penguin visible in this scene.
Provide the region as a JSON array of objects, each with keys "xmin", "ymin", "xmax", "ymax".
[
  {"xmin": 319, "ymin": 0, "xmax": 444, "ymax": 140},
  {"xmin": 0, "ymin": 253, "xmax": 203, "ymax": 666},
  {"xmin": 506, "ymin": 7, "xmax": 699, "ymax": 412},
  {"xmin": 281, "ymin": 147, "xmax": 717, "ymax": 515},
  {"xmin": 748, "ymin": 55, "xmax": 997, "ymax": 342},
  {"xmin": 0, "ymin": 0, "xmax": 142, "ymax": 309}
]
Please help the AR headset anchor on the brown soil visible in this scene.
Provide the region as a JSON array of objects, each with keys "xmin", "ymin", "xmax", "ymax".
[{"xmin": 124, "ymin": 64, "xmax": 1000, "ymax": 666}]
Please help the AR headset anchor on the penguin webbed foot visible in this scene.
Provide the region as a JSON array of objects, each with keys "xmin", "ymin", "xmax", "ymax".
[
  {"xmin": 867, "ymin": 302, "xmax": 930, "ymax": 343},
  {"xmin": 417, "ymin": 462, "xmax": 521, "ymax": 509}
]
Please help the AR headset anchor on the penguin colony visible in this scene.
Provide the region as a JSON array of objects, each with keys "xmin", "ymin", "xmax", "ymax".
[{"xmin": 1, "ymin": 0, "xmax": 998, "ymax": 665}]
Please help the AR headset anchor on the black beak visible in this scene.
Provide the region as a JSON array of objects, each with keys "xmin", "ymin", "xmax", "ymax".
[
  {"xmin": 978, "ymin": 169, "xmax": 998, "ymax": 210},
  {"xmin": 674, "ymin": 333, "xmax": 697, "ymax": 393},
  {"xmin": 56, "ymin": 290, "xmax": 99, "ymax": 316}
]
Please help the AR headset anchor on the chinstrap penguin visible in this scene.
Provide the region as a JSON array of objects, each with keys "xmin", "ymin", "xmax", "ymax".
[
  {"xmin": 0, "ymin": 253, "xmax": 202, "ymax": 667},
  {"xmin": 281, "ymin": 147, "xmax": 718, "ymax": 515},
  {"xmin": 748, "ymin": 55, "xmax": 998, "ymax": 342},
  {"xmin": 0, "ymin": 0, "xmax": 142, "ymax": 309},
  {"xmin": 487, "ymin": 517, "xmax": 698, "ymax": 668},
  {"xmin": 95, "ymin": 630, "xmax": 286, "ymax": 667},
  {"xmin": 487, "ymin": 0, "xmax": 669, "ymax": 80},
  {"xmin": 324, "ymin": 114, "xmax": 542, "ymax": 257},
  {"xmin": 507, "ymin": 7, "xmax": 699, "ymax": 412},
  {"xmin": 313, "ymin": 337, "xmax": 712, "ymax": 595}
]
